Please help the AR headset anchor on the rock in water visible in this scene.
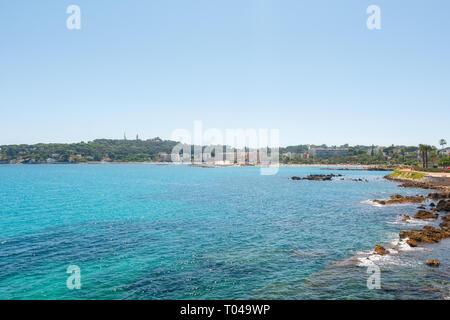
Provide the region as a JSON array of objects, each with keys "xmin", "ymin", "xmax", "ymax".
[
  {"xmin": 400, "ymin": 226, "xmax": 450, "ymax": 243},
  {"xmin": 406, "ymin": 239, "xmax": 418, "ymax": 247},
  {"xmin": 436, "ymin": 200, "xmax": 450, "ymax": 212},
  {"xmin": 373, "ymin": 195, "xmax": 427, "ymax": 205},
  {"xmin": 374, "ymin": 245, "xmax": 389, "ymax": 255},
  {"xmin": 425, "ymin": 259, "xmax": 440, "ymax": 267},
  {"xmin": 401, "ymin": 215, "xmax": 411, "ymax": 222},
  {"xmin": 413, "ymin": 210, "xmax": 438, "ymax": 220},
  {"xmin": 290, "ymin": 174, "xmax": 340, "ymax": 181}
]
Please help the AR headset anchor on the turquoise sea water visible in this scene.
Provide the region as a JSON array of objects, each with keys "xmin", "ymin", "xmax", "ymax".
[{"xmin": 0, "ymin": 164, "xmax": 448, "ymax": 299}]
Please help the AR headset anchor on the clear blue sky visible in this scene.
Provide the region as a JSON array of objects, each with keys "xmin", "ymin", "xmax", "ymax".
[{"xmin": 1, "ymin": 0, "xmax": 449, "ymax": 147}]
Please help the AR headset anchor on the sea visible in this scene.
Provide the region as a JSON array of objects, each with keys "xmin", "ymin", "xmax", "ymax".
[{"xmin": 0, "ymin": 164, "xmax": 448, "ymax": 299}]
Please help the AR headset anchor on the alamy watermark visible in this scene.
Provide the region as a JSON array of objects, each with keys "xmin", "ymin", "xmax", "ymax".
[
  {"xmin": 66, "ymin": 5, "xmax": 81, "ymax": 30},
  {"xmin": 367, "ymin": 5, "xmax": 381, "ymax": 30},
  {"xmin": 66, "ymin": 265, "xmax": 82, "ymax": 290},
  {"xmin": 366, "ymin": 264, "xmax": 381, "ymax": 290},
  {"xmin": 65, "ymin": 5, "xmax": 381, "ymax": 31},
  {"xmin": 170, "ymin": 121, "xmax": 280, "ymax": 175}
]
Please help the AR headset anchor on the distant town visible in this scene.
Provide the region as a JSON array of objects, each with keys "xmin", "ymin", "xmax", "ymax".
[{"xmin": 0, "ymin": 137, "xmax": 449, "ymax": 169}]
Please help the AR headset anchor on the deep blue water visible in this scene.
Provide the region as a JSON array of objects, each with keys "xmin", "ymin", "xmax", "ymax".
[{"xmin": 0, "ymin": 164, "xmax": 448, "ymax": 299}]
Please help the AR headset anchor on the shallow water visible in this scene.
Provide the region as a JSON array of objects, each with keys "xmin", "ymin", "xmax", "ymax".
[{"xmin": 0, "ymin": 164, "xmax": 447, "ymax": 299}]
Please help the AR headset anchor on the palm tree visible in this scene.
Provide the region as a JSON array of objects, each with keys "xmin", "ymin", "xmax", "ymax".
[
  {"xmin": 440, "ymin": 139, "xmax": 447, "ymax": 152},
  {"xmin": 425, "ymin": 145, "xmax": 433, "ymax": 168},
  {"xmin": 418, "ymin": 144, "xmax": 426, "ymax": 168},
  {"xmin": 418, "ymin": 144, "xmax": 433, "ymax": 168}
]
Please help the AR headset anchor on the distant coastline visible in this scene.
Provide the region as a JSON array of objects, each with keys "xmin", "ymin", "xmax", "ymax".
[{"xmin": 2, "ymin": 138, "xmax": 449, "ymax": 168}]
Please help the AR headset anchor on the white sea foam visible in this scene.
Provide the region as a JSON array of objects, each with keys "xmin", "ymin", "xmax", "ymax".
[
  {"xmin": 355, "ymin": 237, "xmax": 424, "ymax": 267},
  {"xmin": 360, "ymin": 199, "xmax": 384, "ymax": 207},
  {"xmin": 387, "ymin": 215, "xmax": 432, "ymax": 227}
]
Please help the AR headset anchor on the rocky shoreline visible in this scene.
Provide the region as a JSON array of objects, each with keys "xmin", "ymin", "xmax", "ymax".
[
  {"xmin": 370, "ymin": 173, "xmax": 450, "ymax": 267},
  {"xmin": 384, "ymin": 173, "xmax": 450, "ymax": 192}
]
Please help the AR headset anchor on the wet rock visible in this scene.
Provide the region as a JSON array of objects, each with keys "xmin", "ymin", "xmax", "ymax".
[
  {"xmin": 291, "ymin": 174, "xmax": 341, "ymax": 181},
  {"xmin": 436, "ymin": 200, "xmax": 450, "ymax": 212},
  {"xmin": 440, "ymin": 215, "xmax": 450, "ymax": 231},
  {"xmin": 429, "ymin": 203, "xmax": 435, "ymax": 207},
  {"xmin": 374, "ymin": 245, "xmax": 389, "ymax": 255},
  {"xmin": 400, "ymin": 226, "xmax": 450, "ymax": 244},
  {"xmin": 350, "ymin": 178, "xmax": 367, "ymax": 182},
  {"xmin": 414, "ymin": 210, "xmax": 438, "ymax": 220},
  {"xmin": 401, "ymin": 215, "xmax": 411, "ymax": 222},
  {"xmin": 386, "ymin": 176, "xmax": 449, "ymax": 192},
  {"xmin": 406, "ymin": 239, "xmax": 418, "ymax": 247},
  {"xmin": 418, "ymin": 205, "xmax": 426, "ymax": 209},
  {"xmin": 425, "ymin": 259, "xmax": 440, "ymax": 267},
  {"xmin": 373, "ymin": 195, "xmax": 427, "ymax": 205},
  {"xmin": 428, "ymin": 193, "xmax": 450, "ymax": 200}
]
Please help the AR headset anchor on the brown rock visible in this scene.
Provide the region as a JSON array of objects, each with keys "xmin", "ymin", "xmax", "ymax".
[
  {"xmin": 428, "ymin": 193, "xmax": 450, "ymax": 200},
  {"xmin": 374, "ymin": 245, "xmax": 389, "ymax": 255},
  {"xmin": 440, "ymin": 215, "xmax": 450, "ymax": 231},
  {"xmin": 425, "ymin": 259, "xmax": 440, "ymax": 267},
  {"xmin": 406, "ymin": 239, "xmax": 418, "ymax": 247},
  {"xmin": 373, "ymin": 195, "xmax": 426, "ymax": 205},
  {"xmin": 413, "ymin": 210, "xmax": 438, "ymax": 220},
  {"xmin": 400, "ymin": 226, "xmax": 450, "ymax": 243},
  {"xmin": 401, "ymin": 215, "xmax": 411, "ymax": 222},
  {"xmin": 436, "ymin": 200, "xmax": 450, "ymax": 212}
]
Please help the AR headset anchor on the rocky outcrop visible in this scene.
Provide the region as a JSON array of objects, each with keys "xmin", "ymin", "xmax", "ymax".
[
  {"xmin": 373, "ymin": 194, "xmax": 427, "ymax": 205},
  {"xmin": 350, "ymin": 178, "xmax": 369, "ymax": 182},
  {"xmin": 291, "ymin": 174, "xmax": 342, "ymax": 181},
  {"xmin": 400, "ymin": 226, "xmax": 450, "ymax": 244},
  {"xmin": 413, "ymin": 210, "xmax": 438, "ymax": 220},
  {"xmin": 425, "ymin": 259, "xmax": 440, "ymax": 267},
  {"xmin": 373, "ymin": 192, "xmax": 450, "ymax": 207},
  {"xmin": 385, "ymin": 175, "xmax": 450, "ymax": 192},
  {"xmin": 368, "ymin": 175, "xmax": 450, "ymax": 254},
  {"xmin": 374, "ymin": 245, "xmax": 389, "ymax": 255}
]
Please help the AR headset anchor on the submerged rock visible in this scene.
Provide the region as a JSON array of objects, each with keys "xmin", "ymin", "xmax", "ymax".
[
  {"xmin": 413, "ymin": 210, "xmax": 438, "ymax": 220},
  {"xmin": 374, "ymin": 245, "xmax": 389, "ymax": 255},
  {"xmin": 425, "ymin": 259, "xmax": 440, "ymax": 267}
]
